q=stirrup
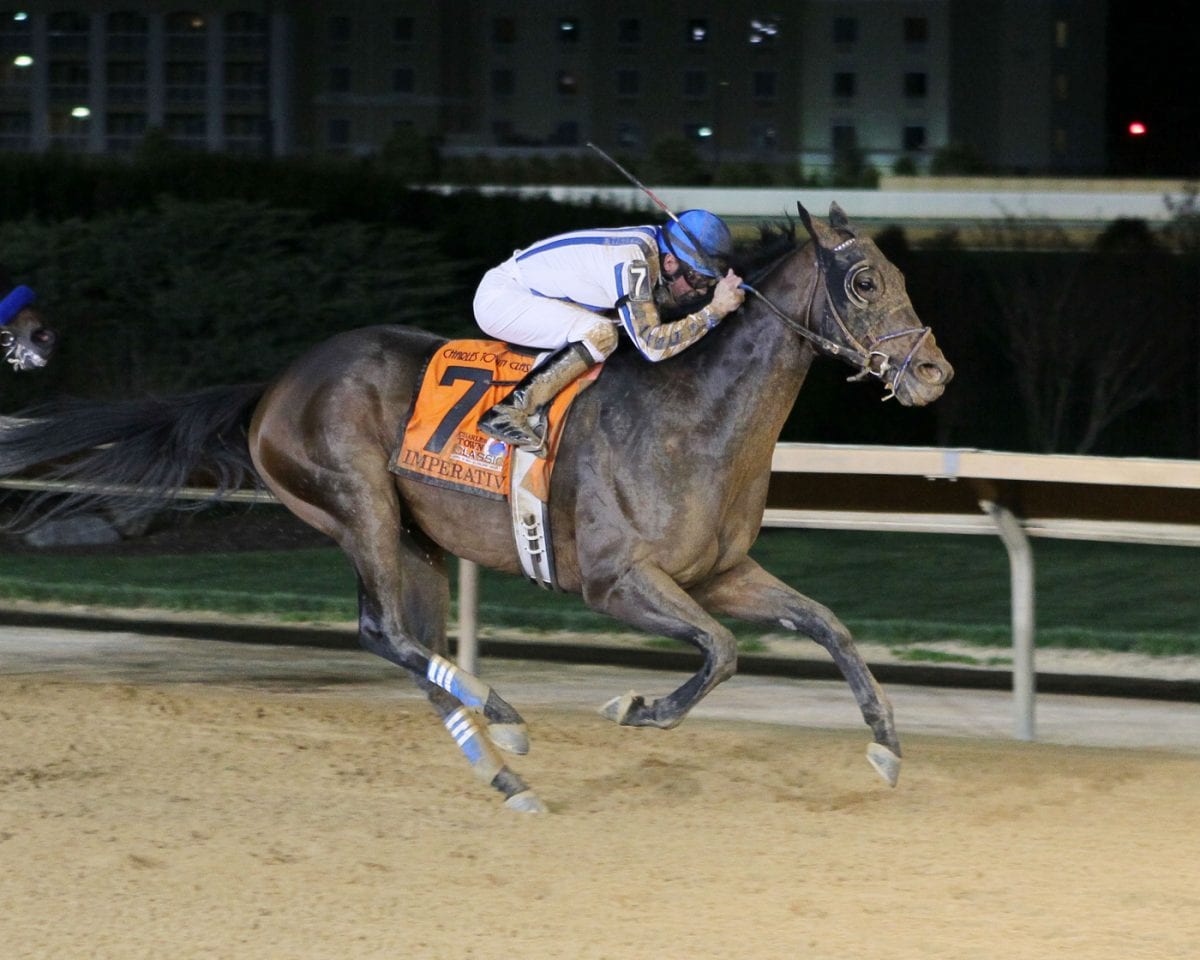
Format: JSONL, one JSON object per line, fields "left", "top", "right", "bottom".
{"left": 478, "top": 406, "right": 548, "bottom": 456}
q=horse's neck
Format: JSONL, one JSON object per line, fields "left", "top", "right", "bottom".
{"left": 704, "top": 247, "right": 816, "bottom": 445}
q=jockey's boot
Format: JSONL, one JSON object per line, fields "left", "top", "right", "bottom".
{"left": 478, "top": 343, "right": 594, "bottom": 457}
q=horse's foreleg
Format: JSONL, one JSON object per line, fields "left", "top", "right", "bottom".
{"left": 585, "top": 563, "right": 738, "bottom": 729}
{"left": 691, "top": 557, "right": 902, "bottom": 787}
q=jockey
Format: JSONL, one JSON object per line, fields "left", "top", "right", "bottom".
{"left": 473, "top": 209, "right": 745, "bottom": 454}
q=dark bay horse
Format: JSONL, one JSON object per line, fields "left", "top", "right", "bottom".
{"left": 0, "top": 203, "right": 952, "bottom": 812}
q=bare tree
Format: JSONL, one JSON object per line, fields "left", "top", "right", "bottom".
{"left": 984, "top": 218, "right": 1186, "bottom": 454}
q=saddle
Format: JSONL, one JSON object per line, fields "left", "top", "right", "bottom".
{"left": 390, "top": 339, "right": 600, "bottom": 588}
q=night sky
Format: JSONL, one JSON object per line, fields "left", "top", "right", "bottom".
{"left": 1105, "top": 0, "right": 1200, "bottom": 177}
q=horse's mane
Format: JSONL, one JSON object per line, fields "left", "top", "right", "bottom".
{"left": 731, "top": 221, "right": 798, "bottom": 286}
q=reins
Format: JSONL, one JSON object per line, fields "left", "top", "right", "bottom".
{"left": 743, "top": 245, "right": 930, "bottom": 402}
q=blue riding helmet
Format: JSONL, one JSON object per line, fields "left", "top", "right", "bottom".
{"left": 0, "top": 285, "right": 36, "bottom": 327}
{"left": 658, "top": 210, "right": 733, "bottom": 278}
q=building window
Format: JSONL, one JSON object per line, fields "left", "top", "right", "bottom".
{"left": 557, "top": 70, "right": 578, "bottom": 95}
{"left": 165, "top": 12, "right": 206, "bottom": 56}
{"left": 329, "top": 66, "right": 350, "bottom": 92}
{"left": 491, "top": 69, "right": 514, "bottom": 96}
{"left": 1055, "top": 20, "right": 1068, "bottom": 49}
{"left": 833, "top": 72, "right": 856, "bottom": 98}
{"left": 618, "top": 18, "right": 640, "bottom": 45}
{"left": 394, "top": 17, "right": 414, "bottom": 44}
{"left": 684, "top": 122, "right": 713, "bottom": 141}
{"left": 616, "top": 121, "right": 640, "bottom": 146}
{"left": 751, "top": 123, "right": 778, "bottom": 152}
{"left": 1054, "top": 127, "right": 1068, "bottom": 154}
{"left": 904, "top": 72, "right": 927, "bottom": 98}
{"left": 748, "top": 18, "right": 779, "bottom": 46}
{"left": 164, "top": 112, "right": 205, "bottom": 141}
{"left": 832, "top": 124, "right": 857, "bottom": 152}
{"left": 394, "top": 67, "right": 414, "bottom": 93}
{"left": 165, "top": 61, "right": 206, "bottom": 103}
{"left": 550, "top": 120, "right": 578, "bottom": 145}
{"left": 328, "top": 117, "right": 350, "bottom": 147}
{"left": 687, "top": 19, "right": 709, "bottom": 44}
{"left": 684, "top": 69, "right": 707, "bottom": 98}
{"left": 616, "top": 69, "right": 639, "bottom": 97}
{"left": 106, "top": 11, "right": 148, "bottom": 54}
{"left": 48, "top": 11, "right": 89, "bottom": 53}
{"left": 493, "top": 18, "right": 516, "bottom": 45}
{"left": 833, "top": 16, "right": 857, "bottom": 45}
{"left": 904, "top": 17, "right": 928, "bottom": 44}
{"left": 558, "top": 18, "right": 579, "bottom": 43}
{"left": 902, "top": 125, "right": 926, "bottom": 151}
{"left": 752, "top": 70, "right": 776, "bottom": 100}
{"left": 225, "top": 61, "right": 266, "bottom": 103}
{"left": 328, "top": 16, "right": 350, "bottom": 43}
{"left": 1054, "top": 72, "right": 1068, "bottom": 101}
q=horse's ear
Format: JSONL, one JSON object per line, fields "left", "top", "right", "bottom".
{"left": 828, "top": 202, "right": 851, "bottom": 232}
{"left": 796, "top": 202, "right": 819, "bottom": 243}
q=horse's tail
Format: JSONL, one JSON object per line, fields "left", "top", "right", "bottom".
{"left": 0, "top": 383, "right": 265, "bottom": 530}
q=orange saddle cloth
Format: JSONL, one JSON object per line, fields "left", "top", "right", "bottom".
{"left": 389, "top": 339, "right": 599, "bottom": 501}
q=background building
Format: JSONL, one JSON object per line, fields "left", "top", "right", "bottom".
{"left": 0, "top": 0, "right": 1107, "bottom": 175}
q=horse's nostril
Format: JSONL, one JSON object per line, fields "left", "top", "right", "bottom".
{"left": 33, "top": 329, "right": 55, "bottom": 346}
{"left": 916, "top": 362, "right": 947, "bottom": 385}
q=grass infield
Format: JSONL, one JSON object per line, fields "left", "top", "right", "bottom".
{"left": 0, "top": 527, "right": 1197, "bottom": 658}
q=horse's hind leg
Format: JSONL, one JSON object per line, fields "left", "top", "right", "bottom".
{"left": 350, "top": 531, "right": 545, "bottom": 812}
{"left": 252, "top": 433, "right": 542, "bottom": 810}
{"left": 691, "top": 557, "right": 902, "bottom": 787}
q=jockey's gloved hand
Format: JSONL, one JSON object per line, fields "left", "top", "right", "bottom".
{"left": 709, "top": 269, "right": 746, "bottom": 319}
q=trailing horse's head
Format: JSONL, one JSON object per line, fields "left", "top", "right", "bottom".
{"left": 0, "top": 285, "right": 56, "bottom": 372}
{"left": 797, "top": 201, "right": 952, "bottom": 406}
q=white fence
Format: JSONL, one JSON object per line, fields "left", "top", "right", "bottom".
{"left": 7, "top": 442, "right": 1199, "bottom": 743}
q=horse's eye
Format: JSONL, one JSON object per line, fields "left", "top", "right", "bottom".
{"left": 855, "top": 275, "right": 876, "bottom": 294}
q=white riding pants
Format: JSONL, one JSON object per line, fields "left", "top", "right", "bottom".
{"left": 473, "top": 259, "right": 617, "bottom": 362}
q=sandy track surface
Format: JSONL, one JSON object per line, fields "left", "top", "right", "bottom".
{"left": 2, "top": 639, "right": 1199, "bottom": 960}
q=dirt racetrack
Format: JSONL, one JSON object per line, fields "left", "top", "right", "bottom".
{"left": 3, "top": 635, "right": 1199, "bottom": 960}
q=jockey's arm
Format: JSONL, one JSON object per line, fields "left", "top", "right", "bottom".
{"left": 618, "top": 272, "right": 744, "bottom": 362}
{"left": 614, "top": 244, "right": 744, "bottom": 363}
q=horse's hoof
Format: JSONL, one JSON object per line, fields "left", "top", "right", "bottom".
{"left": 504, "top": 790, "right": 548, "bottom": 814}
{"left": 487, "top": 722, "right": 530, "bottom": 756}
{"left": 599, "top": 691, "right": 641, "bottom": 724}
{"left": 866, "top": 742, "right": 901, "bottom": 787}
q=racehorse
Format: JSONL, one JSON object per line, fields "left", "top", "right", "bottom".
{"left": 0, "top": 281, "right": 55, "bottom": 373}
{"left": 0, "top": 203, "right": 952, "bottom": 812}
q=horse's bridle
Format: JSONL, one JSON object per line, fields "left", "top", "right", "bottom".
{"left": 741, "top": 241, "right": 931, "bottom": 401}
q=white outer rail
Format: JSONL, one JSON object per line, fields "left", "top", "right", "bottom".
{"left": 8, "top": 443, "right": 1200, "bottom": 741}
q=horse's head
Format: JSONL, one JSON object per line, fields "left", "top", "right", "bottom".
{"left": 0, "top": 285, "right": 56, "bottom": 372}
{"left": 796, "top": 201, "right": 952, "bottom": 406}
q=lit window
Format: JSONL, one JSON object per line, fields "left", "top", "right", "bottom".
{"left": 684, "top": 123, "right": 713, "bottom": 140}
{"left": 558, "top": 18, "right": 579, "bottom": 42}
{"left": 688, "top": 19, "right": 708, "bottom": 43}
{"left": 1055, "top": 20, "right": 1068, "bottom": 49}
{"left": 748, "top": 18, "right": 779, "bottom": 45}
